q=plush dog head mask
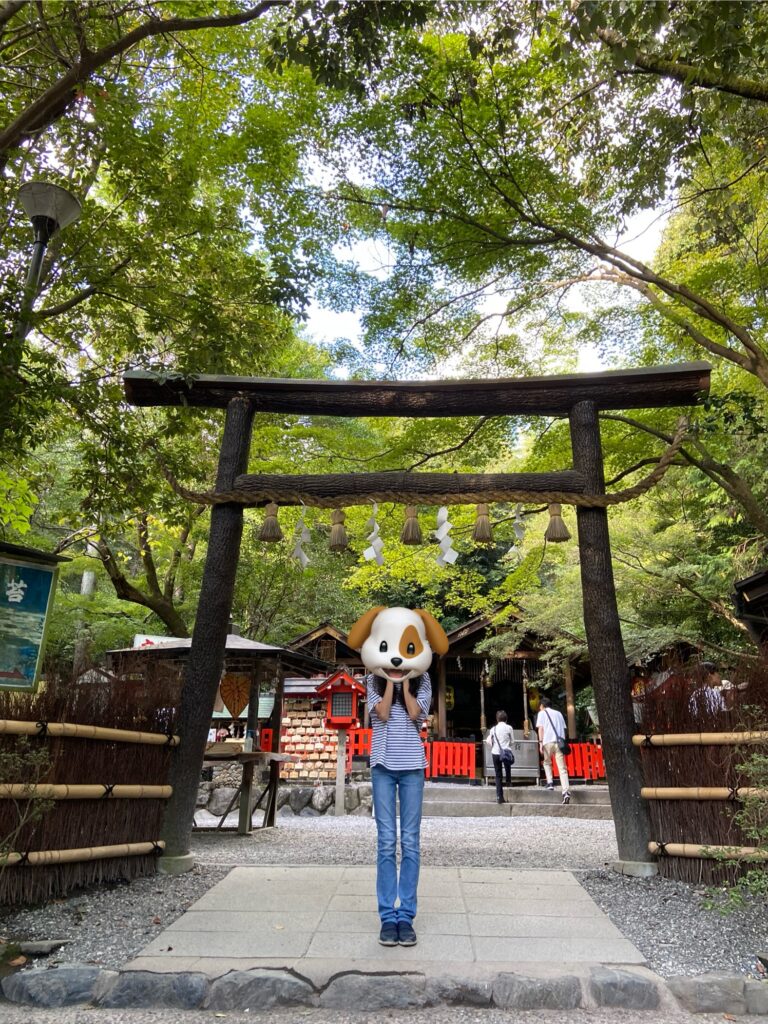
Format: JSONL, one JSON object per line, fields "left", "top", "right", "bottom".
{"left": 347, "top": 606, "right": 449, "bottom": 682}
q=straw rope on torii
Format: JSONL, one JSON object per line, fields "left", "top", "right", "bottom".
{"left": 152, "top": 417, "right": 689, "bottom": 511}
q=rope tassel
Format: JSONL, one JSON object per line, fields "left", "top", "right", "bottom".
{"left": 329, "top": 508, "right": 349, "bottom": 552}
{"left": 472, "top": 503, "right": 493, "bottom": 544}
{"left": 400, "top": 506, "right": 423, "bottom": 545}
{"left": 258, "top": 502, "right": 283, "bottom": 542}
{"left": 544, "top": 502, "right": 571, "bottom": 542}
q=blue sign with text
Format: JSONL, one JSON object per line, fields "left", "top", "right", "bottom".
{"left": 0, "top": 557, "right": 57, "bottom": 691}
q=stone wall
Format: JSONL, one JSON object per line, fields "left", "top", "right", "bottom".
{"left": 276, "top": 781, "right": 372, "bottom": 817}
{"left": 196, "top": 779, "right": 372, "bottom": 817}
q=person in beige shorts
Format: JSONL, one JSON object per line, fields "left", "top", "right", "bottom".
{"left": 535, "top": 697, "right": 571, "bottom": 805}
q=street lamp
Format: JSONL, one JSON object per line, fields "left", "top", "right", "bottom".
{"left": 15, "top": 181, "right": 81, "bottom": 339}
{"left": 1, "top": 181, "right": 81, "bottom": 445}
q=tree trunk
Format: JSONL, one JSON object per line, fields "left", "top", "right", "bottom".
{"left": 569, "top": 400, "right": 652, "bottom": 865}
{"left": 161, "top": 396, "right": 254, "bottom": 862}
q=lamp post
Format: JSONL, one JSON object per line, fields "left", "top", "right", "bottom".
{"left": 2, "top": 182, "right": 81, "bottom": 443}
{"left": 15, "top": 181, "right": 81, "bottom": 341}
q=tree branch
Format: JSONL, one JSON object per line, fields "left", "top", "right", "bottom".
{"left": 597, "top": 26, "right": 768, "bottom": 104}
{"left": 136, "top": 513, "right": 161, "bottom": 599}
{"left": 406, "top": 416, "right": 494, "bottom": 470}
{"left": 162, "top": 505, "right": 206, "bottom": 601}
{"left": 0, "top": 1, "right": 287, "bottom": 167}
{"left": 95, "top": 534, "right": 190, "bottom": 636}
{"left": 605, "top": 456, "right": 686, "bottom": 488}
{"left": 35, "top": 257, "right": 130, "bottom": 319}
{"left": 568, "top": 267, "right": 758, "bottom": 373}
{"left": 602, "top": 413, "right": 768, "bottom": 538}
{"left": 613, "top": 549, "right": 750, "bottom": 635}
{"left": 0, "top": 1, "right": 25, "bottom": 32}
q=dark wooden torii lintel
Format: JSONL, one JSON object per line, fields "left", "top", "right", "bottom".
{"left": 124, "top": 361, "right": 711, "bottom": 416}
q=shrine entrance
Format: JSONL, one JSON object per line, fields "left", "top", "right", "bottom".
{"left": 124, "top": 360, "right": 711, "bottom": 873}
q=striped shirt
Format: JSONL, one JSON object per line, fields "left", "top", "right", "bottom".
{"left": 366, "top": 673, "right": 432, "bottom": 770}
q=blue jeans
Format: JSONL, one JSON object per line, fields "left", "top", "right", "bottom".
{"left": 371, "top": 765, "right": 425, "bottom": 925}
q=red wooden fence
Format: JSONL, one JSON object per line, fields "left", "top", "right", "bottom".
{"left": 429, "top": 739, "right": 475, "bottom": 779}
{"left": 259, "top": 729, "right": 605, "bottom": 782}
{"left": 551, "top": 741, "right": 606, "bottom": 781}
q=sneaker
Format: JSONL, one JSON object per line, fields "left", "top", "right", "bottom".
{"left": 562, "top": 791, "right": 571, "bottom": 805}
{"left": 545, "top": 784, "right": 555, "bottom": 791}
{"left": 379, "top": 923, "right": 398, "bottom": 946}
{"left": 398, "top": 921, "right": 417, "bottom": 946}
{"left": 496, "top": 797, "right": 506, "bottom": 804}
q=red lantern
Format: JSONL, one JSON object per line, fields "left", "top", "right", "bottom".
{"left": 317, "top": 670, "right": 365, "bottom": 729}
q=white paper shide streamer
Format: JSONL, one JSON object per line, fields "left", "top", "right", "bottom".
{"left": 363, "top": 502, "right": 384, "bottom": 566}
{"left": 513, "top": 503, "right": 526, "bottom": 542}
{"left": 505, "top": 503, "right": 526, "bottom": 560}
{"left": 291, "top": 508, "right": 311, "bottom": 570}
{"left": 435, "top": 506, "right": 458, "bottom": 567}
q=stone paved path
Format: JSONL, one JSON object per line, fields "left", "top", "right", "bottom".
{"left": 127, "top": 865, "right": 644, "bottom": 984}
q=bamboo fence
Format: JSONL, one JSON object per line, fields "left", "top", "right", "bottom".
{"left": 0, "top": 664, "right": 182, "bottom": 906}
{"left": 637, "top": 661, "right": 768, "bottom": 885}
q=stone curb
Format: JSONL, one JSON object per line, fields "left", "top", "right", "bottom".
{"left": 2, "top": 964, "right": 766, "bottom": 1013}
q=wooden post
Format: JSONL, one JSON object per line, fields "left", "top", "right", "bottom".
{"left": 569, "top": 400, "right": 652, "bottom": 867}
{"left": 263, "top": 662, "right": 285, "bottom": 828}
{"left": 334, "top": 729, "right": 347, "bottom": 816}
{"left": 563, "top": 660, "right": 577, "bottom": 738}
{"left": 161, "top": 396, "right": 254, "bottom": 867}
{"left": 237, "top": 672, "right": 262, "bottom": 835}
{"left": 436, "top": 657, "right": 447, "bottom": 737}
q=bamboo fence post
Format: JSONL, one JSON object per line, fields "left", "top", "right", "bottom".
{"left": 0, "top": 719, "right": 180, "bottom": 746}
{"left": 633, "top": 731, "right": 768, "bottom": 747}
{"left": 648, "top": 841, "right": 768, "bottom": 860}
{"left": 641, "top": 787, "right": 768, "bottom": 801}
{"left": 0, "top": 784, "right": 172, "bottom": 800}
{"left": 0, "top": 841, "right": 165, "bottom": 867}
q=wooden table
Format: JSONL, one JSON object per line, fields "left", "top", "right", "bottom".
{"left": 200, "top": 748, "right": 295, "bottom": 832}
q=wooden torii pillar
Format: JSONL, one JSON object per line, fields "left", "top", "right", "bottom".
{"left": 125, "top": 361, "right": 710, "bottom": 874}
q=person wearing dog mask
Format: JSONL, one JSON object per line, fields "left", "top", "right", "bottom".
{"left": 348, "top": 605, "right": 449, "bottom": 948}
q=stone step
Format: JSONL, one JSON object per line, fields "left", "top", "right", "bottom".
{"left": 423, "top": 785, "right": 611, "bottom": 805}
{"left": 421, "top": 799, "right": 613, "bottom": 820}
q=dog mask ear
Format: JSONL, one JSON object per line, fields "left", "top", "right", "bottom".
{"left": 347, "top": 606, "right": 387, "bottom": 650}
{"left": 414, "top": 609, "right": 449, "bottom": 655}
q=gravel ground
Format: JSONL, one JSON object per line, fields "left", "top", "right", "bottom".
{"left": 0, "top": 865, "right": 229, "bottom": 971}
{"left": 2, "top": 814, "right": 766, "bottom": 981}
{"left": 0, "top": 1006, "right": 747, "bottom": 1024}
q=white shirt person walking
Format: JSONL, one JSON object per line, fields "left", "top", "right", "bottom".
{"left": 487, "top": 710, "right": 515, "bottom": 804}
{"left": 535, "top": 697, "right": 571, "bottom": 805}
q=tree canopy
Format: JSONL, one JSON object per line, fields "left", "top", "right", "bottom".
{"left": 1, "top": 0, "right": 766, "bottom": 673}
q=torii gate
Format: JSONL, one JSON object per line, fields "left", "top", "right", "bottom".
{"left": 124, "top": 360, "right": 711, "bottom": 874}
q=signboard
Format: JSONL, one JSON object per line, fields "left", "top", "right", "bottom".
{"left": 0, "top": 555, "right": 58, "bottom": 692}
